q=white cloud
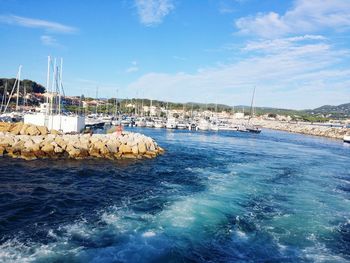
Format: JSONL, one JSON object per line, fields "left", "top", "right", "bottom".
{"left": 235, "top": 0, "right": 350, "bottom": 38}
{"left": 135, "top": 0, "right": 174, "bottom": 26}
{"left": 127, "top": 36, "right": 350, "bottom": 109}
{"left": 125, "top": 61, "right": 139, "bottom": 73}
{"left": 173, "top": 55, "right": 187, "bottom": 61}
{"left": 0, "top": 14, "right": 77, "bottom": 33}
{"left": 243, "top": 35, "right": 326, "bottom": 52}
{"left": 40, "top": 35, "right": 59, "bottom": 46}
{"left": 126, "top": 66, "right": 139, "bottom": 73}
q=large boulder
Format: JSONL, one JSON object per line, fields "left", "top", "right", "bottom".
{"left": 20, "top": 124, "right": 30, "bottom": 135}
{"left": 9, "top": 123, "right": 23, "bottom": 135}
{"left": 66, "top": 145, "right": 82, "bottom": 159}
{"left": 54, "top": 137, "right": 67, "bottom": 150}
{"left": 0, "top": 136, "right": 15, "bottom": 147}
{"left": 138, "top": 142, "right": 147, "bottom": 154}
{"left": 50, "top": 129, "right": 60, "bottom": 135}
{"left": 106, "top": 141, "right": 119, "bottom": 153}
{"left": 41, "top": 143, "right": 54, "bottom": 155}
{"left": 20, "top": 149, "right": 37, "bottom": 160}
{"left": 32, "top": 136, "right": 44, "bottom": 144}
{"left": 119, "top": 144, "right": 132, "bottom": 154}
{"left": 132, "top": 145, "right": 139, "bottom": 155}
{"left": 0, "top": 122, "right": 12, "bottom": 132}
{"left": 26, "top": 125, "right": 40, "bottom": 136}
{"left": 37, "top": 125, "right": 48, "bottom": 136}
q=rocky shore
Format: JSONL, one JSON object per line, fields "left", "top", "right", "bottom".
{"left": 252, "top": 119, "right": 349, "bottom": 140}
{"left": 0, "top": 122, "right": 164, "bottom": 160}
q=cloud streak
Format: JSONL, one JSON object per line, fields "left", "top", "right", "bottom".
{"left": 127, "top": 36, "right": 350, "bottom": 109}
{"left": 0, "top": 15, "right": 77, "bottom": 33}
{"left": 135, "top": 0, "right": 174, "bottom": 26}
{"left": 40, "top": 35, "right": 59, "bottom": 46}
{"left": 235, "top": 0, "right": 350, "bottom": 38}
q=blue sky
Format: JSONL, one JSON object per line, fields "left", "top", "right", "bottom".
{"left": 0, "top": 0, "right": 349, "bottom": 109}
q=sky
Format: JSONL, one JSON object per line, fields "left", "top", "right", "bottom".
{"left": 0, "top": 0, "right": 350, "bottom": 109}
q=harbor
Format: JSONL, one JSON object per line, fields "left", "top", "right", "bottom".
{"left": 1, "top": 1, "right": 350, "bottom": 262}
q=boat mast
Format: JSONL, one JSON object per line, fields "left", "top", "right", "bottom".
{"left": 45, "top": 56, "right": 51, "bottom": 115}
{"left": 95, "top": 86, "right": 98, "bottom": 115}
{"left": 248, "top": 86, "right": 256, "bottom": 124}
{"left": 15, "top": 65, "right": 22, "bottom": 112}
{"left": 115, "top": 89, "right": 118, "bottom": 117}
{"left": 0, "top": 81, "right": 7, "bottom": 112}
{"left": 3, "top": 66, "right": 20, "bottom": 114}
{"left": 50, "top": 58, "right": 57, "bottom": 115}
{"left": 58, "top": 58, "right": 63, "bottom": 115}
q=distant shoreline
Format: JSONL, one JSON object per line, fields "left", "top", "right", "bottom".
{"left": 252, "top": 120, "right": 349, "bottom": 140}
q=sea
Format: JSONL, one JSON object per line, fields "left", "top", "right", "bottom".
{"left": 0, "top": 128, "right": 349, "bottom": 262}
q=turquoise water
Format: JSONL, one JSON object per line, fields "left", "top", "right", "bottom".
{"left": 0, "top": 129, "right": 349, "bottom": 262}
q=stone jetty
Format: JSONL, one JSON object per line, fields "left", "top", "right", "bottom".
{"left": 0, "top": 122, "right": 164, "bottom": 160}
{"left": 253, "top": 120, "right": 349, "bottom": 140}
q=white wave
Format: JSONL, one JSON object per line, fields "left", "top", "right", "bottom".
{"left": 142, "top": 231, "right": 156, "bottom": 238}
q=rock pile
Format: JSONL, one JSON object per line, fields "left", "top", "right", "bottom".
{"left": 253, "top": 120, "right": 349, "bottom": 140}
{"left": 0, "top": 123, "right": 164, "bottom": 160}
{"left": 0, "top": 122, "right": 59, "bottom": 136}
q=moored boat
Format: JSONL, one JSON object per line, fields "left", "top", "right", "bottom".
{"left": 246, "top": 126, "right": 262, "bottom": 133}
{"left": 166, "top": 118, "right": 177, "bottom": 129}
{"left": 154, "top": 120, "right": 165, "bottom": 128}
{"left": 146, "top": 120, "right": 155, "bottom": 128}
{"left": 344, "top": 135, "right": 350, "bottom": 143}
{"left": 177, "top": 121, "right": 187, "bottom": 130}
{"left": 197, "top": 119, "right": 210, "bottom": 131}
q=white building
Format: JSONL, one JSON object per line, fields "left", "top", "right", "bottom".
{"left": 24, "top": 113, "right": 85, "bottom": 133}
{"left": 233, "top": 112, "right": 245, "bottom": 119}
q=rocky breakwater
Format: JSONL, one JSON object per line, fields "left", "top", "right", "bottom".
{"left": 254, "top": 120, "right": 349, "bottom": 140}
{"left": 0, "top": 122, "right": 164, "bottom": 160}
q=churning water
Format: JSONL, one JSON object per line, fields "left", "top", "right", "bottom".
{"left": 0, "top": 128, "right": 349, "bottom": 262}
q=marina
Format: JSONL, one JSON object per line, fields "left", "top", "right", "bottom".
{"left": 1, "top": 1, "right": 350, "bottom": 262}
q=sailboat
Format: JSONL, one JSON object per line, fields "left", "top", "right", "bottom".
{"left": 0, "top": 65, "right": 24, "bottom": 122}
{"left": 243, "top": 86, "right": 261, "bottom": 133}
{"left": 23, "top": 56, "right": 85, "bottom": 133}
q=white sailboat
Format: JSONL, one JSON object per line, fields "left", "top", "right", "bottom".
{"left": 1, "top": 65, "right": 24, "bottom": 122}
{"left": 23, "top": 56, "right": 85, "bottom": 133}
{"left": 244, "top": 86, "right": 261, "bottom": 133}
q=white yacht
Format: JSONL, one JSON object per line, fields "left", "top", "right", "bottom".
{"left": 154, "top": 120, "right": 165, "bottom": 128}
{"left": 166, "top": 118, "right": 177, "bottom": 129}
{"left": 121, "top": 118, "right": 131, "bottom": 127}
{"left": 146, "top": 120, "right": 155, "bottom": 128}
{"left": 177, "top": 121, "right": 187, "bottom": 130}
{"left": 344, "top": 135, "right": 350, "bottom": 143}
{"left": 210, "top": 122, "right": 219, "bottom": 131}
{"left": 197, "top": 119, "right": 210, "bottom": 131}
{"left": 218, "top": 123, "right": 238, "bottom": 131}
{"left": 135, "top": 118, "right": 146, "bottom": 127}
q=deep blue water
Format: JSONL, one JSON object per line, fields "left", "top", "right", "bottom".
{"left": 0, "top": 128, "right": 349, "bottom": 262}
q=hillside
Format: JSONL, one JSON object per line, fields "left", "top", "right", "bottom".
{"left": 305, "top": 103, "right": 350, "bottom": 119}
{"left": 0, "top": 78, "right": 46, "bottom": 94}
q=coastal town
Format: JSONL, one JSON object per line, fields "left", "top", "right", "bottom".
{"left": 0, "top": 75, "right": 349, "bottom": 142}
{"left": 0, "top": 75, "right": 350, "bottom": 141}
